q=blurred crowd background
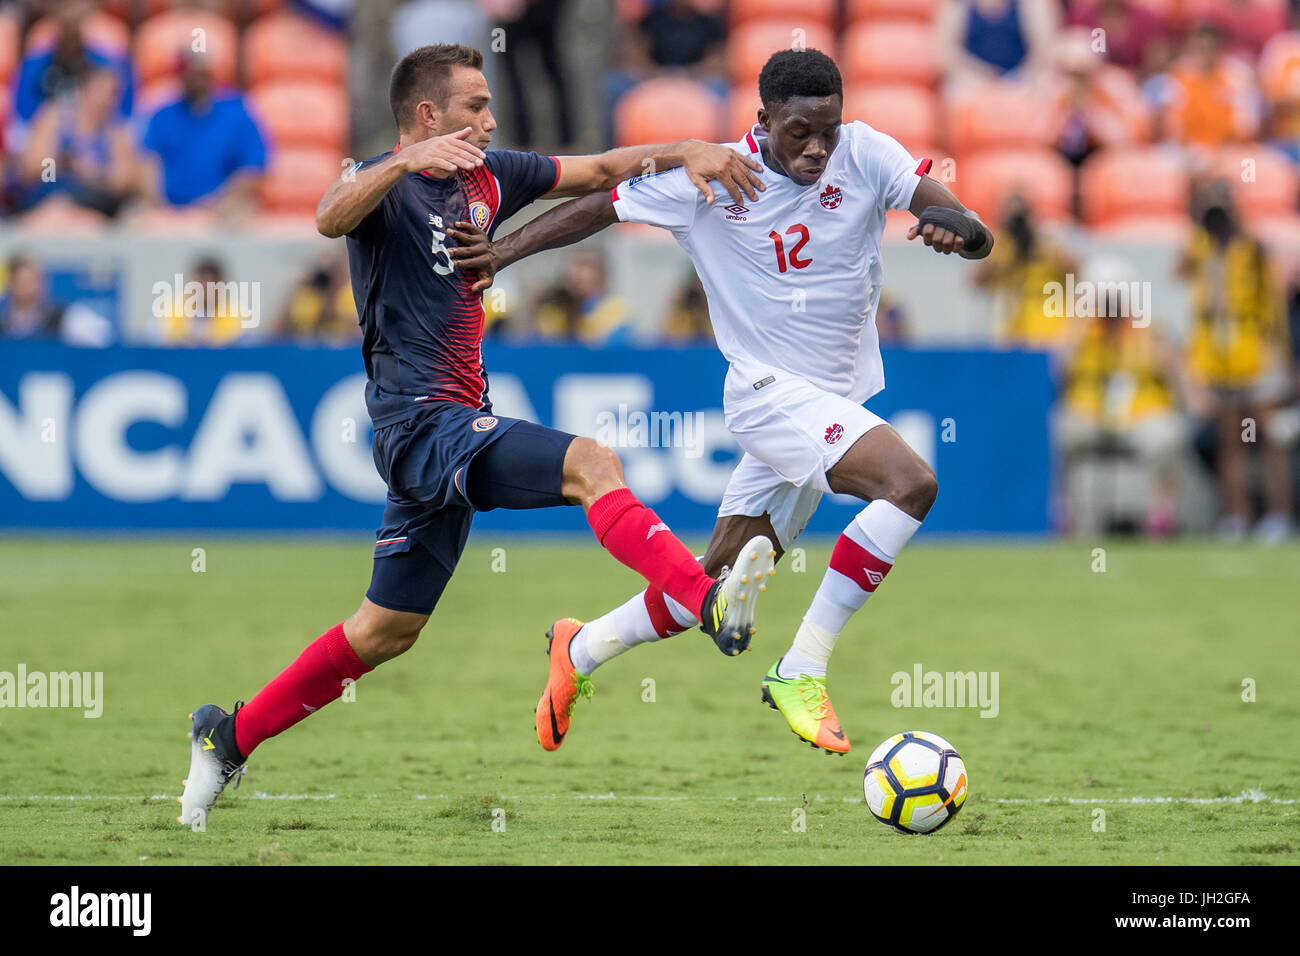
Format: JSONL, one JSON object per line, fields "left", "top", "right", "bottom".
{"left": 1, "top": 0, "right": 1298, "bottom": 539}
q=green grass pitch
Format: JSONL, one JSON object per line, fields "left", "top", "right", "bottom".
{"left": 1, "top": 536, "right": 1297, "bottom": 865}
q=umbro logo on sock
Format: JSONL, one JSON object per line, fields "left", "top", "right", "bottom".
{"left": 864, "top": 568, "right": 885, "bottom": 588}
{"left": 645, "top": 522, "right": 670, "bottom": 540}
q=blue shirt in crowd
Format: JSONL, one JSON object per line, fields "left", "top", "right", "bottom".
{"left": 142, "top": 93, "right": 268, "bottom": 206}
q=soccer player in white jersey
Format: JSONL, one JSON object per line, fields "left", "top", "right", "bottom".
{"left": 450, "top": 48, "right": 993, "bottom": 755}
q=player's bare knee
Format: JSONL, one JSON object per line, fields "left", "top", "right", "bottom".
{"left": 562, "top": 437, "right": 624, "bottom": 503}
{"left": 347, "top": 607, "right": 424, "bottom": 664}
{"left": 888, "top": 464, "right": 938, "bottom": 519}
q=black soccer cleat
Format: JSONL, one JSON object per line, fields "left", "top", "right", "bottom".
{"left": 177, "top": 702, "right": 248, "bottom": 828}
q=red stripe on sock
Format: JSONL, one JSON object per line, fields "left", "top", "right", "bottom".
{"left": 644, "top": 588, "right": 689, "bottom": 638}
{"left": 827, "top": 534, "right": 893, "bottom": 593}
{"left": 587, "top": 488, "right": 714, "bottom": 618}
{"left": 234, "top": 623, "right": 373, "bottom": 758}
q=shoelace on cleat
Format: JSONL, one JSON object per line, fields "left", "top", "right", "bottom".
{"left": 796, "top": 675, "right": 832, "bottom": 721}
{"left": 567, "top": 672, "right": 595, "bottom": 717}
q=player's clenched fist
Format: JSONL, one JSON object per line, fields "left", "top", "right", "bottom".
{"left": 400, "top": 126, "right": 486, "bottom": 177}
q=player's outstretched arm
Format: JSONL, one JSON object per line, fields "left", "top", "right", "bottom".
{"left": 448, "top": 191, "right": 618, "bottom": 293}
{"left": 316, "top": 127, "right": 486, "bottom": 238}
{"left": 905, "top": 175, "right": 994, "bottom": 260}
{"left": 549, "top": 140, "right": 763, "bottom": 207}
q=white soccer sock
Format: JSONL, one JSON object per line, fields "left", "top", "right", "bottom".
{"left": 570, "top": 588, "right": 697, "bottom": 675}
{"left": 778, "top": 500, "right": 921, "bottom": 679}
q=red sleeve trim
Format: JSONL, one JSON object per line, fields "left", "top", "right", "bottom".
{"left": 611, "top": 184, "right": 620, "bottom": 202}
{"left": 916, "top": 157, "right": 933, "bottom": 176}
{"left": 548, "top": 156, "right": 562, "bottom": 193}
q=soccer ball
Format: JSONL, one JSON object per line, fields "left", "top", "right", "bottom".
{"left": 863, "top": 731, "right": 968, "bottom": 834}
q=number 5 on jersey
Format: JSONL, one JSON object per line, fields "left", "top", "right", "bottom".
{"left": 769, "top": 223, "right": 811, "bottom": 274}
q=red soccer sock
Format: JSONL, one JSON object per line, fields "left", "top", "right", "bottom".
{"left": 587, "top": 488, "right": 714, "bottom": 620}
{"left": 234, "top": 623, "right": 373, "bottom": 758}
{"left": 644, "top": 587, "right": 692, "bottom": 639}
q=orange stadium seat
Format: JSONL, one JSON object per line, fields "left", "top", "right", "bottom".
{"left": 955, "top": 149, "right": 1074, "bottom": 224}
{"left": 0, "top": 14, "right": 18, "bottom": 85}
{"left": 261, "top": 145, "right": 342, "bottom": 214}
{"left": 615, "top": 77, "right": 722, "bottom": 147}
{"left": 727, "top": 86, "right": 764, "bottom": 140}
{"left": 729, "top": 19, "right": 837, "bottom": 87}
{"left": 26, "top": 10, "right": 129, "bottom": 53}
{"left": 841, "top": 20, "right": 941, "bottom": 88}
{"left": 250, "top": 81, "right": 349, "bottom": 152}
{"left": 1259, "top": 32, "right": 1300, "bottom": 100}
{"left": 730, "top": 0, "right": 837, "bottom": 30}
{"left": 1211, "top": 145, "right": 1299, "bottom": 222}
{"left": 244, "top": 12, "right": 347, "bottom": 86}
{"left": 135, "top": 10, "right": 238, "bottom": 87}
{"left": 1079, "top": 147, "right": 1190, "bottom": 228}
{"left": 946, "top": 80, "right": 1052, "bottom": 155}
{"left": 847, "top": 0, "right": 940, "bottom": 23}
{"left": 842, "top": 83, "right": 938, "bottom": 154}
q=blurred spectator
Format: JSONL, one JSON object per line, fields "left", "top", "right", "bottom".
{"left": 535, "top": 252, "right": 632, "bottom": 345}
{"left": 1163, "top": 18, "right": 1260, "bottom": 150}
{"left": 0, "top": 253, "right": 112, "bottom": 345}
{"left": 662, "top": 271, "right": 712, "bottom": 344}
{"left": 607, "top": 0, "right": 727, "bottom": 144}
{"left": 161, "top": 256, "right": 247, "bottom": 345}
{"left": 140, "top": 52, "right": 267, "bottom": 217}
{"left": 973, "top": 195, "right": 1078, "bottom": 348}
{"left": 10, "top": 0, "right": 133, "bottom": 147}
{"left": 635, "top": 0, "right": 725, "bottom": 73}
{"left": 494, "top": 0, "right": 575, "bottom": 148}
{"left": 276, "top": 254, "right": 360, "bottom": 344}
{"left": 1048, "top": 28, "right": 1150, "bottom": 172}
{"left": 1065, "top": 0, "right": 1173, "bottom": 74}
{"left": 15, "top": 66, "right": 134, "bottom": 217}
{"left": 1055, "top": 259, "right": 1200, "bottom": 536}
{"left": 1177, "top": 185, "right": 1294, "bottom": 541}
{"left": 936, "top": 0, "right": 1060, "bottom": 82}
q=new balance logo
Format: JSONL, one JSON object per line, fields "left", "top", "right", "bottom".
{"left": 646, "top": 522, "right": 670, "bottom": 540}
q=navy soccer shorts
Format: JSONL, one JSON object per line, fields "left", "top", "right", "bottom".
{"left": 365, "top": 402, "right": 578, "bottom": 615}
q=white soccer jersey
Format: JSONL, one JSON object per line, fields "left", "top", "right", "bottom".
{"left": 612, "top": 121, "right": 925, "bottom": 403}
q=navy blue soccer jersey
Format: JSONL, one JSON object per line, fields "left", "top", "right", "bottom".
{"left": 346, "top": 147, "right": 560, "bottom": 426}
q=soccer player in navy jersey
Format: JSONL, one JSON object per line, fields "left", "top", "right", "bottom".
{"left": 177, "top": 44, "right": 781, "bottom": 826}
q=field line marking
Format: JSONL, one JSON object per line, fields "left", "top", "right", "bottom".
{"left": 0, "top": 789, "right": 1293, "bottom": 805}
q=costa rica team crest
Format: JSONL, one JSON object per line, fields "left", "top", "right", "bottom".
{"left": 819, "top": 184, "right": 843, "bottom": 209}
{"left": 472, "top": 415, "right": 498, "bottom": 432}
{"left": 469, "top": 201, "right": 491, "bottom": 230}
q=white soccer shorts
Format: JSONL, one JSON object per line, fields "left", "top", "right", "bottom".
{"left": 717, "top": 363, "right": 887, "bottom": 549}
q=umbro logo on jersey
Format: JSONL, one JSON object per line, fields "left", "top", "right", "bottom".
{"left": 819, "top": 184, "right": 843, "bottom": 209}
{"left": 824, "top": 423, "right": 844, "bottom": 444}
{"left": 724, "top": 203, "right": 748, "bottom": 221}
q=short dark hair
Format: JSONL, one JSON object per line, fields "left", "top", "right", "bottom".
{"left": 389, "top": 44, "right": 484, "bottom": 129}
{"left": 758, "top": 48, "right": 842, "bottom": 111}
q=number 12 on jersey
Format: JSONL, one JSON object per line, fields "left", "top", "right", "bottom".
{"left": 769, "top": 224, "right": 812, "bottom": 274}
